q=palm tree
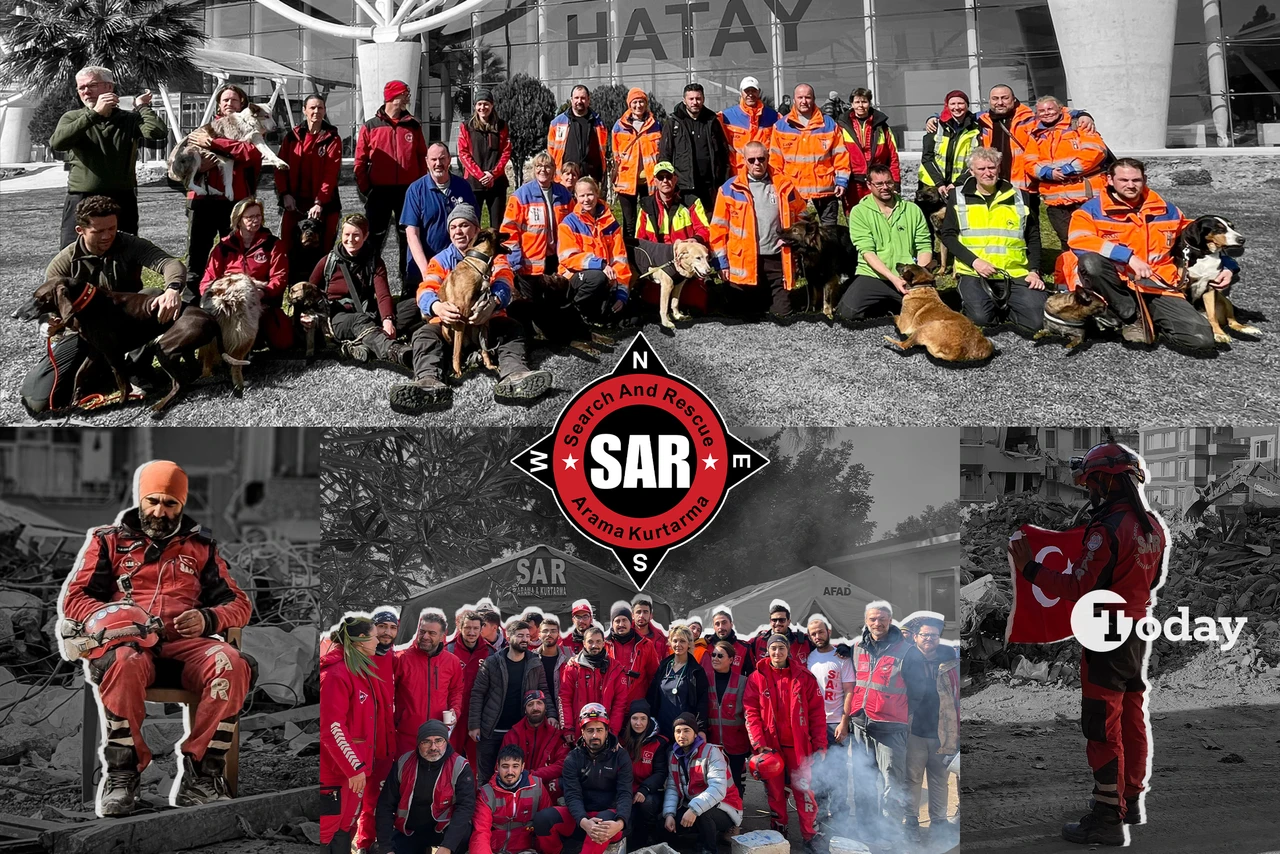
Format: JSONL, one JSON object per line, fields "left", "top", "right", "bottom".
{"left": 0, "top": 0, "right": 203, "bottom": 98}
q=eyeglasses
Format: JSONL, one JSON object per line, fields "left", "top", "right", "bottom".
{"left": 746, "top": 157, "right": 767, "bottom": 164}
{"left": 918, "top": 633, "right": 941, "bottom": 640}
{"left": 869, "top": 181, "right": 895, "bottom": 189}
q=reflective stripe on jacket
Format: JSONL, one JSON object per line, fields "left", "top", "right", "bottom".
{"left": 558, "top": 203, "right": 633, "bottom": 289}
{"left": 705, "top": 657, "right": 750, "bottom": 755}
{"left": 949, "top": 178, "right": 1031, "bottom": 278}
{"left": 976, "top": 103, "right": 1039, "bottom": 192}
{"left": 473, "top": 773, "right": 548, "bottom": 854}
{"left": 415, "top": 244, "right": 515, "bottom": 319}
{"left": 850, "top": 628, "right": 910, "bottom": 725}
{"left": 393, "top": 749, "right": 467, "bottom": 836}
{"left": 709, "top": 171, "right": 806, "bottom": 289}
{"left": 500, "top": 180, "right": 574, "bottom": 275}
{"left": 918, "top": 118, "right": 981, "bottom": 187}
{"left": 611, "top": 114, "right": 663, "bottom": 196}
{"left": 1024, "top": 109, "right": 1109, "bottom": 206}
{"left": 1064, "top": 188, "right": 1190, "bottom": 295}
{"left": 770, "top": 108, "right": 852, "bottom": 199}
{"left": 547, "top": 111, "right": 608, "bottom": 176}
{"left": 719, "top": 99, "right": 780, "bottom": 175}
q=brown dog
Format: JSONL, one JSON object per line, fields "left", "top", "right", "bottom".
{"left": 884, "top": 264, "right": 993, "bottom": 362}
{"left": 437, "top": 229, "right": 510, "bottom": 377}
{"left": 198, "top": 274, "right": 262, "bottom": 396}
{"left": 1037, "top": 288, "right": 1110, "bottom": 348}
{"left": 914, "top": 186, "right": 950, "bottom": 273}
{"left": 288, "top": 280, "right": 330, "bottom": 361}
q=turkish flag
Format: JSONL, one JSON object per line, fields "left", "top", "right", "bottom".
{"left": 1006, "top": 524, "right": 1083, "bottom": 644}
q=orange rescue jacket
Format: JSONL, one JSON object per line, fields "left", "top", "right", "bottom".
{"left": 770, "top": 107, "right": 852, "bottom": 200}
{"left": 557, "top": 203, "right": 633, "bottom": 291}
{"left": 1024, "top": 109, "right": 1109, "bottom": 206}
{"left": 610, "top": 113, "right": 663, "bottom": 196}
{"left": 1063, "top": 187, "right": 1190, "bottom": 296}
{"left": 709, "top": 170, "right": 806, "bottom": 290}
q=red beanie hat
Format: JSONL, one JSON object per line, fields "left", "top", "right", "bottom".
{"left": 940, "top": 90, "right": 970, "bottom": 122}
{"left": 383, "top": 80, "right": 409, "bottom": 102}
{"left": 137, "top": 460, "right": 188, "bottom": 506}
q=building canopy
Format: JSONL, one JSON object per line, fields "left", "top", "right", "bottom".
{"left": 692, "top": 565, "right": 882, "bottom": 642}
{"left": 396, "top": 544, "right": 673, "bottom": 643}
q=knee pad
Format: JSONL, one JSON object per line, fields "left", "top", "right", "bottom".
{"left": 1081, "top": 696, "right": 1109, "bottom": 742}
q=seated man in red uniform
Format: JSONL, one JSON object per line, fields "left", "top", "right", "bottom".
{"left": 473, "top": 744, "right": 554, "bottom": 854}
{"left": 502, "top": 690, "right": 570, "bottom": 801}
{"left": 59, "top": 460, "right": 252, "bottom": 817}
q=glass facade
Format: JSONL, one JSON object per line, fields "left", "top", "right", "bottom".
{"left": 197, "top": 0, "right": 1280, "bottom": 148}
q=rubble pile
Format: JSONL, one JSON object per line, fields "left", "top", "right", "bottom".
{"left": 959, "top": 495, "right": 1280, "bottom": 685}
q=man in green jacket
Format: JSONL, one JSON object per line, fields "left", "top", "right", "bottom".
{"left": 50, "top": 65, "right": 168, "bottom": 248}
{"left": 20, "top": 196, "right": 185, "bottom": 414}
{"left": 836, "top": 164, "right": 933, "bottom": 322}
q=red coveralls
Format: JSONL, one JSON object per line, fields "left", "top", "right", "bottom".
{"left": 502, "top": 717, "right": 571, "bottom": 800}
{"left": 473, "top": 772, "right": 552, "bottom": 854}
{"left": 744, "top": 659, "right": 827, "bottom": 840}
{"left": 61, "top": 510, "right": 252, "bottom": 772}
{"left": 748, "top": 628, "right": 811, "bottom": 669}
{"left": 353, "top": 645, "right": 397, "bottom": 849}
{"left": 393, "top": 643, "right": 465, "bottom": 755}
{"left": 320, "top": 644, "right": 379, "bottom": 844}
{"left": 274, "top": 120, "right": 343, "bottom": 263}
{"left": 446, "top": 635, "right": 494, "bottom": 772}
{"left": 1025, "top": 498, "right": 1166, "bottom": 819}
{"left": 558, "top": 653, "right": 630, "bottom": 738}
{"left": 606, "top": 634, "right": 659, "bottom": 706}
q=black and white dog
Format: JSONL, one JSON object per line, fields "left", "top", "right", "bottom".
{"left": 1174, "top": 215, "right": 1258, "bottom": 344}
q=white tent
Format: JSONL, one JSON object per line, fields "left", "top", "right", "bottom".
{"left": 692, "top": 565, "right": 883, "bottom": 642}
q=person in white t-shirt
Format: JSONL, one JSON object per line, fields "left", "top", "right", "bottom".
{"left": 806, "top": 614, "right": 855, "bottom": 828}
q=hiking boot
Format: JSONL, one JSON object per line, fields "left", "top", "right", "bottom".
{"left": 1090, "top": 795, "right": 1144, "bottom": 825}
{"left": 494, "top": 369, "right": 552, "bottom": 402}
{"left": 389, "top": 376, "right": 451, "bottom": 413}
{"left": 1121, "top": 321, "right": 1153, "bottom": 345}
{"left": 802, "top": 834, "right": 829, "bottom": 854}
{"left": 173, "top": 754, "right": 231, "bottom": 807}
{"left": 342, "top": 340, "right": 371, "bottom": 362}
{"left": 1062, "top": 802, "right": 1125, "bottom": 846}
{"left": 386, "top": 341, "right": 413, "bottom": 368}
{"left": 98, "top": 768, "right": 141, "bottom": 817}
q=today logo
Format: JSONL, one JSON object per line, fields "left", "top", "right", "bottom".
{"left": 1071, "top": 589, "right": 1248, "bottom": 653}
{"left": 512, "top": 334, "right": 767, "bottom": 589}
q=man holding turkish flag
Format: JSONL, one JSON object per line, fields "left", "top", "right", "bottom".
{"left": 1006, "top": 525, "right": 1082, "bottom": 644}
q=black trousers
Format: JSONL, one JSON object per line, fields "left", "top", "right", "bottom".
{"left": 329, "top": 310, "right": 397, "bottom": 360}
{"left": 185, "top": 197, "right": 234, "bottom": 292}
{"left": 473, "top": 186, "right": 507, "bottom": 230}
{"left": 476, "top": 730, "right": 506, "bottom": 792}
{"left": 692, "top": 182, "right": 719, "bottom": 217}
{"left": 62, "top": 189, "right": 139, "bottom": 248}
{"left": 836, "top": 275, "right": 903, "bottom": 322}
{"left": 726, "top": 752, "right": 747, "bottom": 798}
{"left": 956, "top": 274, "right": 1048, "bottom": 331}
{"left": 410, "top": 315, "right": 530, "bottom": 380}
{"left": 817, "top": 722, "right": 851, "bottom": 824}
{"left": 507, "top": 274, "right": 567, "bottom": 342}
{"left": 388, "top": 823, "right": 470, "bottom": 854}
{"left": 661, "top": 804, "right": 734, "bottom": 852}
{"left": 1045, "top": 203, "right": 1080, "bottom": 247}
{"left": 562, "top": 270, "right": 621, "bottom": 333}
{"left": 722, "top": 254, "right": 799, "bottom": 318}
{"left": 618, "top": 184, "right": 647, "bottom": 250}
{"left": 1076, "top": 252, "right": 1215, "bottom": 350}
{"left": 629, "top": 790, "right": 664, "bottom": 848}
{"left": 811, "top": 195, "right": 840, "bottom": 227}
{"left": 364, "top": 184, "right": 411, "bottom": 284}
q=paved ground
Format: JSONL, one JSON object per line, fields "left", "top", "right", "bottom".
{"left": 960, "top": 644, "right": 1280, "bottom": 854}
{"left": 2, "top": 183, "right": 1276, "bottom": 425}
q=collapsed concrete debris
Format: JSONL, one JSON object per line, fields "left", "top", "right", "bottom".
{"left": 960, "top": 494, "right": 1280, "bottom": 685}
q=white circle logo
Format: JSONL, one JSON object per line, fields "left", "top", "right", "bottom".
{"left": 1071, "top": 589, "right": 1132, "bottom": 652}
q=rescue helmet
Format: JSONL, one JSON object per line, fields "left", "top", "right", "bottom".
{"left": 579, "top": 702, "right": 610, "bottom": 731}
{"left": 1070, "top": 442, "right": 1145, "bottom": 487}
{"left": 748, "top": 748, "right": 785, "bottom": 781}
{"left": 82, "top": 603, "right": 161, "bottom": 660}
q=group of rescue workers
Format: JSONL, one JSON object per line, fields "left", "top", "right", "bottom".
{"left": 32, "top": 66, "right": 1238, "bottom": 415}
{"left": 320, "top": 596, "right": 961, "bottom": 854}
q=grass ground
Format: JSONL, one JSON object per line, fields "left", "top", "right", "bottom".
{"left": 1, "top": 183, "right": 1276, "bottom": 426}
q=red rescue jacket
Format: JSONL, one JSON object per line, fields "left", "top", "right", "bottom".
{"left": 319, "top": 644, "right": 378, "bottom": 786}
{"left": 501, "top": 717, "right": 570, "bottom": 798}
{"left": 393, "top": 748, "right": 468, "bottom": 836}
{"left": 446, "top": 636, "right": 494, "bottom": 755}
{"left": 274, "top": 120, "right": 342, "bottom": 210}
{"left": 705, "top": 656, "right": 751, "bottom": 755}
{"left": 558, "top": 651, "right": 629, "bottom": 737}
{"left": 850, "top": 626, "right": 911, "bottom": 725}
{"left": 393, "top": 644, "right": 465, "bottom": 752}
{"left": 355, "top": 108, "right": 428, "bottom": 194}
{"left": 199, "top": 229, "right": 288, "bottom": 300}
{"left": 743, "top": 658, "right": 827, "bottom": 761}
{"left": 369, "top": 647, "right": 397, "bottom": 762}
{"left": 607, "top": 633, "right": 660, "bottom": 706}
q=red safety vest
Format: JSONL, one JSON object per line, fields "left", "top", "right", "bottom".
{"left": 706, "top": 663, "right": 750, "bottom": 755}
{"left": 672, "top": 741, "right": 743, "bottom": 811}
{"left": 483, "top": 777, "right": 545, "bottom": 836}
{"left": 393, "top": 750, "right": 467, "bottom": 836}
{"left": 631, "top": 733, "right": 668, "bottom": 790}
{"left": 850, "top": 636, "right": 910, "bottom": 724}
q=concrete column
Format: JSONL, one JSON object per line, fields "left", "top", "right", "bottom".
{"left": 1202, "top": 0, "right": 1231, "bottom": 145}
{"left": 0, "top": 103, "right": 33, "bottom": 163}
{"left": 1049, "top": 0, "right": 1177, "bottom": 150}
{"left": 357, "top": 40, "right": 423, "bottom": 124}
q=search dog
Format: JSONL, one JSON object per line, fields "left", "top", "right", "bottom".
{"left": 1174, "top": 215, "right": 1258, "bottom": 344}
{"left": 883, "top": 264, "right": 993, "bottom": 362}
{"left": 637, "top": 239, "right": 716, "bottom": 330}
{"left": 437, "top": 230, "right": 510, "bottom": 377}
{"left": 198, "top": 274, "right": 263, "bottom": 396}
{"left": 779, "top": 216, "right": 857, "bottom": 319}
{"left": 167, "top": 103, "right": 288, "bottom": 198}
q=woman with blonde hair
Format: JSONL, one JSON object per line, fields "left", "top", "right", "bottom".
{"left": 199, "top": 195, "right": 293, "bottom": 350}
{"left": 498, "top": 151, "right": 575, "bottom": 342}
{"left": 647, "top": 624, "right": 710, "bottom": 739}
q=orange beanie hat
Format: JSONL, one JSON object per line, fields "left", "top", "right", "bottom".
{"left": 626, "top": 88, "right": 648, "bottom": 108}
{"left": 137, "top": 460, "right": 188, "bottom": 505}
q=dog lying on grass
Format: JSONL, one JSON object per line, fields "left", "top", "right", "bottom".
{"left": 883, "top": 263, "right": 993, "bottom": 362}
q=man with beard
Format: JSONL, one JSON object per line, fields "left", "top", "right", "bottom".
{"left": 564, "top": 600, "right": 596, "bottom": 654}
{"left": 376, "top": 719, "right": 476, "bottom": 853}
{"left": 502, "top": 690, "right": 570, "bottom": 800}
{"left": 630, "top": 594, "right": 668, "bottom": 659}
{"left": 534, "top": 704, "right": 633, "bottom": 854}
{"left": 744, "top": 634, "right": 826, "bottom": 854}
{"left": 393, "top": 609, "right": 465, "bottom": 756}
{"left": 662, "top": 712, "right": 742, "bottom": 854}
{"left": 547, "top": 85, "right": 607, "bottom": 182}
{"left": 354, "top": 608, "right": 401, "bottom": 852}
{"left": 559, "top": 626, "right": 629, "bottom": 742}
{"left": 747, "top": 600, "right": 812, "bottom": 667}
{"left": 805, "top": 614, "right": 855, "bottom": 831}
{"left": 660, "top": 83, "right": 730, "bottom": 214}
{"left": 902, "top": 613, "right": 960, "bottom": 843}
{"left": 448, "top": 609, "right": 494, "bottom": 774}
{"left": 473, "top": 744, "right": 553, "bottom": 854}
{"left": 849, "top": 601, "right": 912, "bottom": 844}
{"left": 470, "top": 620, "right": 550, "bottom": 788}
{"left": 1008, "top": 442, "right": 1167, "bottom": 845}
{"left": 60, "top": 461, "right": 252, "bottom": 816}
{"left": 606, "top": 602, "right": 660, "bottom": 707}
{"left": 537, "top": 616, "right": 571, "bottom": 714}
